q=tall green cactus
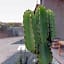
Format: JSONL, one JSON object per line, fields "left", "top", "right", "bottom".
{"left": 46, "top": 9, "right": 56, "bottom": 46}
{"left": 47, "top": 9, "right": 56, "bottom": 40}
{"left": 23, "top": 10, "right": 35, "bottom": 52}
{"left": 35, "top": 5, "right": 52, "bottom": 64}
{"left": 23, "top": 5, "right": 56, "bottom": 64}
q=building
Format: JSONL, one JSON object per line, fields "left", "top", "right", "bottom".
{"left": 40, "top": 0, "right": 64, "bottom": 39}
{"left": 0, "top": 22, "right": 23, "bottom": 38}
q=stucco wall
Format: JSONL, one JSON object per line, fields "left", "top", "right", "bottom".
{"left": 42, "top": 0, "right": 64, "bottom": 39}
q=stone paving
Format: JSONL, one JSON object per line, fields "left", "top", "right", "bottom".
{"left": 52, "top": 48, "right": 64, "bottom": 64}
{"left": 0, "top": 36, "right": 64, "bottom": 64}
{"left": 0, "top": 36, "right": 24, "bottom": 64}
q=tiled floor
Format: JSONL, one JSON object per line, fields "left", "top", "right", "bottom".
{"left": 0, "top": 36, "right": 24, "bottom": 64}
{"left": 0, "top": 36, "right": 64, "bottom": 64}
{"left": 52, "top": 48, "right": 64, "bottom": 64}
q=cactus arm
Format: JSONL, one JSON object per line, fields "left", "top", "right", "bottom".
{"left": 35, "top": 6, "right": 53, "bottom": 64}
{"left": 39, "top": 6, "right": 52, "bottom": 64}
{"left": 47, "top": 9, "right": 56, "bottom": 41}
{"left": 23, "top": 10, "right": 35, "bottom": 52}
{"left": 46, "top": 9, "right": 56, "bottom": 63}
{"left": 34, "top": 6, "right": 42, "bottom": 54}
{"left": 49, "top": 10, "right": 56, "bottom": 40}
{"left": 39, "top": 6, "right": 48, "bottom": 42}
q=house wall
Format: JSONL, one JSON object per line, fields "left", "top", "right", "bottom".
{"left": 41, "top": 0, "right": 64, "bottom": 39}
{"left": 7, "top": 27, "right": 24, "bottom": 37}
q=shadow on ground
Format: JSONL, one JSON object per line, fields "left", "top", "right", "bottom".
{"left": 2, "top": 52, "right": 20, "bottom": 64}
{"left": 2, "top": 50, "right": 37, "bottom": 64}
{"left": 11, "top": 39, "right": 24, "bottom": 45}
{"left": 2, "top": 39, "right": 37, "bottom": 64}
{"left": 2, "top": 39, "right": 24, "bottom": 64}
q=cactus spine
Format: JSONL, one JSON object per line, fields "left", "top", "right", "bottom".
{"left": 23, "top": 5, "right": 56, "bottom": 64}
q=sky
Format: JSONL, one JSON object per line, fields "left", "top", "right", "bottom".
{"left": 0, "top": 0, "right": 40, "bottom": 23}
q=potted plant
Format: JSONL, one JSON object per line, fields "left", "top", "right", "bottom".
{"left": 23, "top": 5, "right": 56, "bottom": 64}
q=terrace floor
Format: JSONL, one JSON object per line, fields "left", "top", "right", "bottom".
{"left": 0, "top": 36, "right": 24, "bottom": 64}
{"left": 0, "top": 36, "right": 64, "bottom": 64}
{"left": 52, "top": 48, "right": 64, "bottom": 64}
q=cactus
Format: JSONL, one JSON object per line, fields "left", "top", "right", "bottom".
{"left": 23, "top": 10, "right": 35, "bottom": 52}
{"left": 23, "top": 5, "right": 56, "bottom": 64}
{"left": 46, "top": 9, "right": 56, "bottom": 46}
{"left": 35, "top": 5, "right": 52, "bottom": 64}
{"left": 48, "top": 9, "right": 56, "bottom": 40}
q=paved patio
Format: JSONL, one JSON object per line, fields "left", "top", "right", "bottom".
{"left": 0, "top": 36, "right": 64, "bottom": 64}
{"left": 52, "top": 48, "right": 64, "bottom": 64}
{"left": 0, "top": 36, "right": 24, "bottom": 64}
